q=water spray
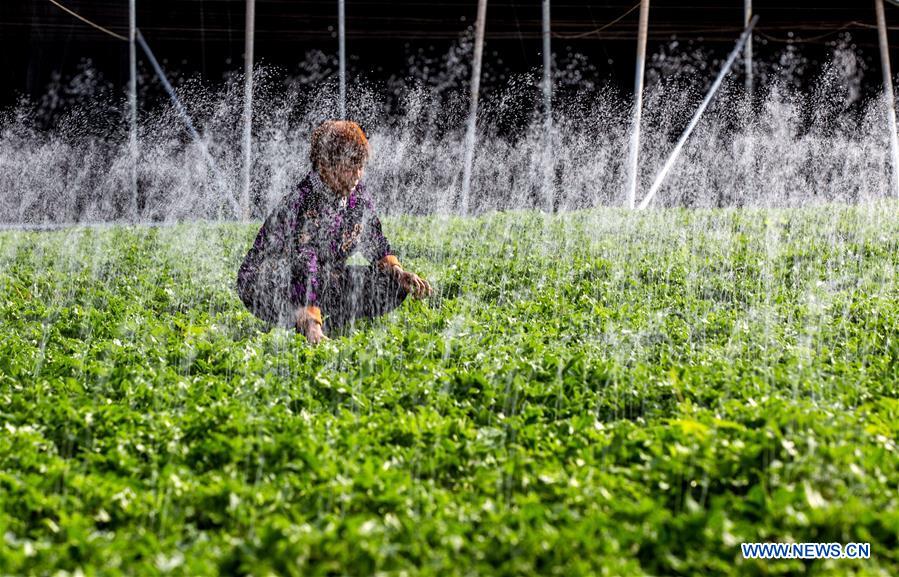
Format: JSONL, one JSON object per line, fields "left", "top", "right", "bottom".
{"left": 135, "top": 32, "right": 202, "bottom": 144}
{"left": 135, "top": 30, "right": 233, "bottom": 217}
{"left": 638, "top": 15, "right": 760, "bottom": 210}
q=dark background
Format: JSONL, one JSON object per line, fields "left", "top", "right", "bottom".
{"left": 0, "top": 1, "right": 895, "bottom": 108}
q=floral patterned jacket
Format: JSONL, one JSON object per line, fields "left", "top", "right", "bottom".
{"left": 237, "top": 171, "right": 399, "bottom": 326}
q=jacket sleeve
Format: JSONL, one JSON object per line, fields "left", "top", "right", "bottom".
{"left": 237, "top": 210, "right": 298, "bottom": 326}
{"left": 238, "top": 187, "right": 323, "bottom": 328}
{"left": 357, "top": 186, "right": 400, "bottom": 270}
{"left": 290, "top": 243, "right": 323, "bottom": 325}
{"left": 288, "top": 186, "right": 325, "bottom": 326}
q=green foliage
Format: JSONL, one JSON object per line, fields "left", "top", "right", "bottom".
{"left": 1, "top": 205, "right": 898, "bottom": 576}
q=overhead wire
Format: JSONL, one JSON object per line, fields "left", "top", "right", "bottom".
{"left": 27, "top": 3, "right": 899, "bottom": 46}
{"left": 756, "top": 21, "right": 861, "bottom": 44}
{"left": 34, "top": 2, "right": 899, "bottom": 52}
{"left": 47, "top": 0, "right": 127, "bottom": 41}
{"left": 553, "top": 2, "right": 640, "bottom": 39}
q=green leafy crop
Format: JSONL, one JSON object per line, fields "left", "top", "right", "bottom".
{"left": 0, "top": 205, "right": 897, "bottom": 576}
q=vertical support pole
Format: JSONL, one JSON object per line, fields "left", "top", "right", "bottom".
{"left": 876, "top": 0, "right": 899, "bottom": 200}
{"left": 460, "top": 0, "right": 488, "bottom": 215}
{"left": 128, "top": 0, "right": 138, "bottom": 218}
{"left": 339, "top": 0, "right": 346, "bottom": 118}
{"left": 625, "top": 0, "right": 649, "bottom": 210}
{"left": 542, "top": 0, "right": 553, "bottom": 212}
{"left": 241, "top": 0, "right": 255, "bottom": 220}
{"left": 744, "top": 0, "right": 753, "bottom": 94}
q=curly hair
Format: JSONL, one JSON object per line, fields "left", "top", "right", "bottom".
{"left": 310, "top": 120, "right": 371, "bottom": 173}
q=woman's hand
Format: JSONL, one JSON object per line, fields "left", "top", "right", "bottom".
{"left": 296, "top": 307, "right": 328, "bottom": 345}
{"left": 397, "top": 270, "right": 433, "bottom": 299}
{"left": 303, "top": 320, "right": 328, "bottom": 344}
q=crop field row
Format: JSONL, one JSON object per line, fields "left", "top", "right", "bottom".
{"left": 1, "top": 205, "right": 898, "bottom": 576}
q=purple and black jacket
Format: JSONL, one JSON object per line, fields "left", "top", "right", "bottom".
{"left": 236, "top": 171, "right": 400, "bottom": 327}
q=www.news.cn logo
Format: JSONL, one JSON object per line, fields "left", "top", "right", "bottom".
{"left": 741, "top": 542, "right": 871, "bottom": 560}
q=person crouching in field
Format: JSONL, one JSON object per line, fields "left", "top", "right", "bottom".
{"left": 237, "top": 120, "right": 433, "bottom": 344}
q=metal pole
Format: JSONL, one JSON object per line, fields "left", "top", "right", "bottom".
{"left": 542, "top": 0, "right": 553, "bottom": 211}
{"left": 241, "top": 0, "right": 255, "bottom": 220}
{"left": 638, "top": 16, "right": 758, "bottom": 210}
{"left": 744, "top": 0, "right": 752, "bottom": 94}
{"left": 460, "top": 0, "right": 488, "bottom": 215}
{"left": 625, "top": 0, "right": 649, "bottom": 210}
{"left": 129, "top": 0, "right": 138, "bottom": 218}
{"left": 137, "top": 31, "right": 202, "bottom": 144}
{"left": 542, "top": 0, "right": 551, "bottom": 117}
{"left": 876, "top": 0, "right": 899, "bottom": 200}
{"left": 339, "top": 0, "right": 346, "bottom": 118}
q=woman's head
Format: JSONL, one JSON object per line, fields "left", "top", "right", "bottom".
{"left": 310, "top": 120, "right": 370, "bottom": 196}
